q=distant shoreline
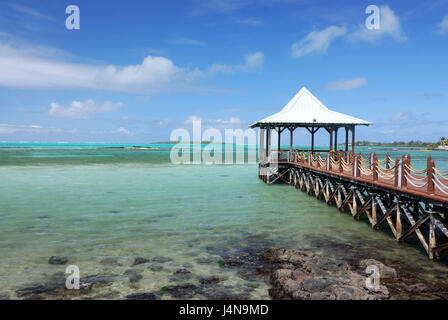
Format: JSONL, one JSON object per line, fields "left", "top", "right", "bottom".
{"left": 0, "top": 145, "right": 447, "bottom": 151}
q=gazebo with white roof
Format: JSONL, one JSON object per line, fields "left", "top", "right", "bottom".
{"left": 250, "top": 87, "right": 372, "bottom": 161}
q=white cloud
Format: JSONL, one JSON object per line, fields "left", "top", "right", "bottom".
{"left": 185, "top": 115, "right": 244, "bottom": 128}
{"left": 291, "top": 26, "right": 347, "bottom": 58}
{"left": 48, "top": 100, "right": 123, "bottom": 120}
{"left": 349, "top": 5, "right": 407, "bottom": 42}
{"left": 207, "top": 52, "right": 264, "bottom": 75}
{"left": 392, "top": 112, "right": 413, "bottom": 121}
{"left": 0, "top": 44, "right": 263, "bottom": 93}
{"left": 325, "top": 77, "right": 367, "bottom": 91}
{"left": 90, "top": 127, "right": 132, "bottom": 135}
{"left": 290, "top": 6, "right": 407, "bottom": 58}
{"left": 104, "top": 127, "right": 131, "bottom": 135}
{"left": 7, "top": 3, "right": 58, "bottom": 23}
{"left": 0, "top": 124, "right": 78, "bottom": 134}
{"left": 437, "top": 14, "right": 448, "bottom": 35}
{"left": 245, "top": 52, "right": 264, "bottom": 68}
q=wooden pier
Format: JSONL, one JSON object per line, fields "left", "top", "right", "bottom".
{"left": 259, "top": 151, "right": 448, "bottom": 259}
{"left": 251, "top": 87, "right": 448, "bottom": 259}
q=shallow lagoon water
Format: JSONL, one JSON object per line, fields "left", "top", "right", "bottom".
{"left": 0, "top": 145, "right": 447, "bottom": 299}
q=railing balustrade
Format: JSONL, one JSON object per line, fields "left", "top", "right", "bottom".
{"left": 263, "top": 150, "right": 448, "bottom": 199}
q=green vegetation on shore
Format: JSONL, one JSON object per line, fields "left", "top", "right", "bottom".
{"left": 350, "top": 137, "right": 448, "bottom": 148}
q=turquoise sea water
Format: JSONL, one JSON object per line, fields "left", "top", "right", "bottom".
{"left": 0, "top": 143, "right": 447, "bottom": 299}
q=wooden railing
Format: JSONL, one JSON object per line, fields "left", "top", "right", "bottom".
{"left": 278, "top": 150, "right": 448, "bottom": 200}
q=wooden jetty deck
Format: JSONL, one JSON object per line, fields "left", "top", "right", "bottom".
{"left": 259, "top": 151, "right": 448, "bottom": 259}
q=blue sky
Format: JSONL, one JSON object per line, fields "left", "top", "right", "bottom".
{"left": 0, "top": 0, "right": 447, "bottom": 144}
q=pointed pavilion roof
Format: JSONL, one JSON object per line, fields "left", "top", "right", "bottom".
{"left": 250, "top": 87, "right": 372, "bottom": 128}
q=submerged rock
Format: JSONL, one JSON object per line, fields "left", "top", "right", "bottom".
{"left": 158, "top": 284, "right": 201, "bottom": 299}
{"left": 132, "top": 257, "right": 150, "bottom": 266}
{"left": 196, "top": 257, "right": 218, "bottom": 265}
{"left": 48, "top": 256, "right": 68, "bottom": 265}
{"left": 81, "top": 275, "right": 116, "bottom": 288}
{"left": 91, "top": 291, "right": 121, "bottom": 299}
{"left": 16, "top": 274, "right": 116, "bottom": 299}
{"left": 150, "top": 256, "right": 172, "bottom": 263}
{"left": 100, "top": 257, "right": 122, "bottom": 266}
{"left": 200, "top": 288, "right": 251, "bottom": 300}
{"left": 125, "top": 292, "right": 157, "bottom": 300}
{"left": 170, "top": 268, "right": 192, "bottom": 281}
{"left": 37, "top": 215, "right": 51, "bottom": 219}
{"left": 129, "top": 274, "right": 143, "bottom": 283}
{"left": 148, "top": 265, "right": 163, "bottom": 272}
{"left": 17, "top": 282, "right": 91, "bottom": 299}
{"left": 199, "top": 276, "right": 222, "bottom": 286}
{"left": 124, "top": 269, "right": 143, "bottom": 283}
{"left": 174, "top": 268, "right": 191, "bottom": 275}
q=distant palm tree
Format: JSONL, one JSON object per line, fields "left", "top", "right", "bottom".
{"left": 440, "top": 137, "right": 448, "bottom": 146}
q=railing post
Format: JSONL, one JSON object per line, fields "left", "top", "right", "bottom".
{"left": 339, "top": 151, "right": 343, "bottom": 173}
{"left": 353, "top": 153, "right": 357, "bottom": 177}
{"left": 427, "top": 157, "right": 435, "bottom": 195}
{"left": 372, "top": 153, "right": 378, "bottom": 181}
{"left": 407, "top": 154, "right": 412, "bottom": 188}
{"left": 317, "top": 153, "right": 321, "bottom": 168}
{"left": 357, "top": 153, "right": 361, "bottom": 177}
{"left": 401, "top": 155, "right": 408, "bottom": 189}
{"left": 369, "top": 152, "right": 373, "bottom": 170}
{"left": 356, "top": 152, "right": 361, "bottom": 178}
{"left": 395, "top": 158, "right": 401, "bottom": 188}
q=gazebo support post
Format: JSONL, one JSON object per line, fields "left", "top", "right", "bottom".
{"left": 330, "top": 127, "right": 333, "bottom": 152}
{"left": 277, "top": 126, "right": 281, "bottom": 155}
{"left": 259, "top": 128, "right": 265, "bottom": 162}
{"left": 351, "top": 125, "right": 356, "bottom": 154}
{"left": 325, "top": 127, "right": 334, "bottom": 152}
{"left": 311, "top": 126, "right": 315, "bottom": 154}
{"left": 266, "top": 126, "right": 271, "bottom": 160}
{"left": 289, "top": 127, "right": 294, "bottom": 162}
{"left": 334, "top": 127, "right": 338, "bottom": 152}
{"left": 306, "top": 126, "right": 320, "bottom": 154}
{"left": 345, "top": 126, "right": 349, "bottom": 152}
{"left": 265, "top": 127, "right": 268, "bottom": 159}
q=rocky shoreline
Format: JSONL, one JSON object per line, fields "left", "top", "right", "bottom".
{"left": 227, "top": 247, "right": 448, "bottom": 300}
{"left": 7, "top": 246, "right": 448, "bottom": 300}
{"left": 259, "top": 248, "right": 390, "bottom": 300}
